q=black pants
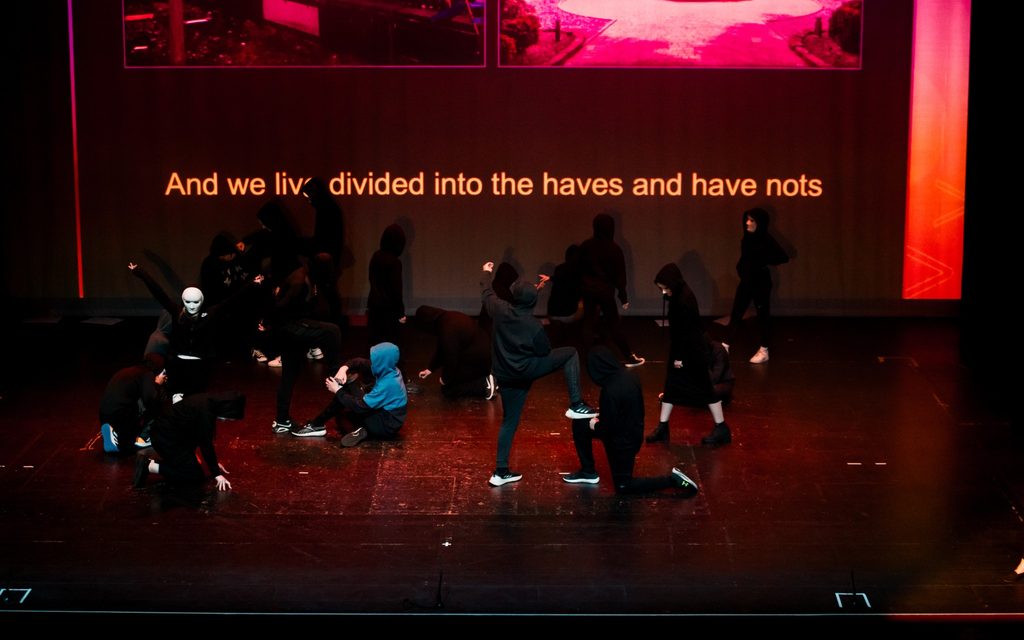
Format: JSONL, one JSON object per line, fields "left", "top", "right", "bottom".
{"left": 152, "top": 434, "right": 207, "bottom": 486}
{"left": 275, "top": 320, "right": 342, "bottom": 422}
{"left": 311, "top": 385, "right": 402, "bottom": 439}
{"left": 168, "top": 357, "right": 211, "bottom": 396}
{"left": 495, "top": 346, "right": 582, "bottom": 469}
{"left": 571, "top": 419, "right": 675, "bottom": 494}
{"left": 728, "top": 275, "right": 772, "bottom": 348}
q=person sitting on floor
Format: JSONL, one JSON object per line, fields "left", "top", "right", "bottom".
{"left": 291, "top": 342, "right": 408, "bottom": 447}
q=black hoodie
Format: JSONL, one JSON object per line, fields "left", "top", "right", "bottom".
{"left": 300, "top": 177, "right": 345, "bottom": 265}
{"left": 151, "top": 392, "right": 246, "bottom": 480}
{"left": 655, "top": 263, "right": 708, "bottom": 365}
{"left": 579, "top": 213, "right": 629, "bottom": 304}
{"left": 737, "top": 208, "right": 789, "bottom": 281}
{"left": 587, "top": 346, "right": 643, "bottom": 453}
{"left": 368, "top": 224, "right": 406, "bottom": 320}
{"left": 481, "top": 270, "right": 551, "bottom": 381}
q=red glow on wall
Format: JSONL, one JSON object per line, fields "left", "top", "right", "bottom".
{"left": 902, "top": 0, "right": 971, "bottom": 300}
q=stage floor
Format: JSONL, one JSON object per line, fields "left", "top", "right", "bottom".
{"left": 0, "top": 316, "right": 1020, "bottom": 626}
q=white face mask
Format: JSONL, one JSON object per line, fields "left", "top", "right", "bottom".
{"left": 181, "top": 287, "right": 204, "bottom": 316}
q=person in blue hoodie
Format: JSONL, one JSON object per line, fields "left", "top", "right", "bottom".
{"left": 291, "top": 342, "right": 408, "bottom": 447}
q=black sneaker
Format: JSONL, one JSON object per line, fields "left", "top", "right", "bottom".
{"left": 271, "top": 419, "right": 293, "bottom": 434}
{"left": 562, "top": 470, "right": 599, "bottom": 484}
{"left": 341, "top": 427, "right": 368, "bottom": 447}
{"left": 488, "top": 469, "right": 523, "bottom": 486}
{"left": 671, "top": 467, "right": 699, "bottom": 494}
{"left": 565, "top": 402, "right": 598, "bottom": 419}
{"left": 291, "top": 423, "right": 327, "bottom": 437}
{"left": 133, "top": 456, "right": 151, "bottom": 488}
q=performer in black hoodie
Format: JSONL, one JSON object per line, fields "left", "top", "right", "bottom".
{"left": 721, "top": 207, "right": 789, "bottom": 364}
{"left": 300, "top": 177, "right": 345, "bottom": 269}
{"left": 565, "top": 346, "right": 698, "bottom": 495}
{"left": 129, "top": 262, "right": 264, "bottom": 395}
{"left": 98, "top": 353, "right": 167, "bottom": 453}
{"left": 246, "top": 199, "right": 303, "bottom": 286}
{"left": 267, "top": 264, "right": 343, "bottom": 434}
{"left": 477, "top": 261, "right": 518, "bottom": 334}
{"left": 367, "top": 224, "right": 407, "bottom": 349}
{"left": 133, "top": 391, "right": 245, "bottom": 491}
{"left": 646, "top": 263, "right": 731, "bottom": 447}
{"left": 415, "top": 305, "right": 495, "bottom": 399}
{"left": 480, "top": 261, "right": 598, "bottom": 487}
{"left": 579, "top": 213, "right": 644, "bottom": 367}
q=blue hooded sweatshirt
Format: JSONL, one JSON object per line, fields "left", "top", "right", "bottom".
{"left": 362, "top": 342, "right": 407, "bottom": 412}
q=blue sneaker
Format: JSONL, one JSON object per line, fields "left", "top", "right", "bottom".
{"left": 100, "top": 423, "right": 120, "bottom": 453}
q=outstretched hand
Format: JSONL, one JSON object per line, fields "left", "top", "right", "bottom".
{"left": 128, "top": 262, "right": 138, "bottom": 272}
{"left": 214, "top": 474, "right": 232, "bottom": 491}
{"left": 419, "top": 368, "right": 432, "bottom": 380}
{"left": 482, "top": 261, "right": 494, "bottom": 273}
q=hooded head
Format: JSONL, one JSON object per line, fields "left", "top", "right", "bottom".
{"left": 744, "top": 207, "right": 769, "bottom": 234}
{"left": 564, "top": 244, "right": 580, "bottom": 264}
{"left": 587, "top": 345, "right": 624, "bottom": 387}
{"left": 654, "top": 263, "right": 685, "bottom": 297}
{"left": 510, "top": 281, "right": 538, "bottom": 310}
{"left": 414, "top": 305, "right": 446, "bottom": 333}
{"left": 207, "top": 391, "right": 246, "bottom": 420}
{"left": 379, "top": 224, "right": 406, "bottom": 257}
{"left": 181, "top": 286, "right": 204, "bottom": 316}
{"left": 592, "top": 213, "right": 615, "bottom": 240}
{"left": 208, "top": 232, "right": 238, "bottom": 259}
{"left": 369, "top": 342, "right": 400, "bottom": 378}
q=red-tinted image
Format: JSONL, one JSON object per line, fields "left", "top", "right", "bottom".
{"left": 500, "top": 0, "right": 861, "bottom": 67}
{"left": 125, "top": 0, "right": 484, "bottom": 67}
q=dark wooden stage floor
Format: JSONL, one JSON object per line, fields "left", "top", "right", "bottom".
{"left": 0, "top": 316, "right": 1020, "bottom": 629}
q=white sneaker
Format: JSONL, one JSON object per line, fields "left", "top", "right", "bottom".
{"left": 749, "top": 347, "right": 769, "bottom": 364}
{"left": 172, "top": 393, "right": 184, "bottom": 404}
{"left": 267, "top": 356, "right": 282, "bottom": 367}
{"left": 252, "top": 348, "right": 268, "bottom": 363}
{"left": 307, "top": 347, "right": 324, "bottom": 360}
{"left": 485, "top": 373, "right": 497, "bottom": 400}
{"left": 721, "top": 342, "right": 730, "bottom": 354}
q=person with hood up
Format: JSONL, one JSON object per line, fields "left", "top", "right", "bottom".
{"left": 579, "top": 213, "right": 644, "bottom": 367}
{"left": 415, "top": 305, "right": 495, "bottom": 400}
{"left": 292, "top": 342, "right": 408, "bottom": 446}
{"left": 99, "top": 353, "right": 167, "bottom": 453}
{"left": 719, "top": 207, "right": 789, "bottom": 364}
{"left": 133, "top": 391, "right": 246, "bottom": 491}
{"left": 480, "top": 260, "right": 598, "bottom": 487}
{"left": 565, "top": 346, "right": 699, "bottom": 495}
{"left": 646, "top": 263, "right": 732, "bottom": 447}
{"left": 367, "top": 224, "right": 407, "bottom": 349}
{"left": 299, "top": 177, "right": 345, "bottom": 270}
{"left": 245, "top": 199, "right": 302, "bottom": 285}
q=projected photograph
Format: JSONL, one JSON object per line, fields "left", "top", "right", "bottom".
{"left": 124, "top": 0, "right": 485, "bottom": 67}
{"left": 500, "top": 0, "right": 862, "bottom": 68}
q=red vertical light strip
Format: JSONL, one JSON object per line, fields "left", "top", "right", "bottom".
{"left": 67, "top": 0, "right": 85, "bottom": 298}
{"left": 902, "top": 0, "right": 971, "bottom": 299}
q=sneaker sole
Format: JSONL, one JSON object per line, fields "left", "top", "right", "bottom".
{"left": 562, "top": 476, "right": 599, "bottom": 484}
{"left": 292, "top": 429, "right": 327, "bottom": 437}
{"left": 488, "top": 474, "right": 523, "bottom": 487}
{"left": 565, "top": 409, "right": 598, "bottom": 419}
